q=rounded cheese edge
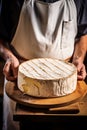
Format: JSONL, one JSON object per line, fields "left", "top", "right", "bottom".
{"left": 18, "top": 67, "right": 77, "bottom": 97}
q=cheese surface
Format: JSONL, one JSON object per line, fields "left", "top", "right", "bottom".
{"left": 18, "top": 58, "right": 77, "bottom": 97}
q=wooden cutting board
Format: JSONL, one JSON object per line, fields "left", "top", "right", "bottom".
{"left": 5, "top": 81, "right": 87, "bottom": 108}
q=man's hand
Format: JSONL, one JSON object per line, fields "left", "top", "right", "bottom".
{"left": 73, "top": 58, "right": 86, "bottom": 80}
{"left": 3, "top": 55, "right": 19, "bottom": 81}
{"left": 0, "top": 41, "right": 20, "bottom": 81}
{"left": 72, "top": 35, "right": 87, "bottom": 80}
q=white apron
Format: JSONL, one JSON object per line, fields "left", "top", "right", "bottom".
{"left": 3, "top": 0, "right": 77, "bottom": 130}
{"left": 11, "top": 0, "right": 77, "bottom": 60}
{"left": 3, "top": 79, "right": 20, "bottom": 130}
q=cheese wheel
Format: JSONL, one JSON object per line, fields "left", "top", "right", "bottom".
{"left": 18, "top": 58, "right": 77, "bottom": 97}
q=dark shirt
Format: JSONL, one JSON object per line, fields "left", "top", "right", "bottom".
{"left": 0, "top": 0, "right": 87, "bottom": 42}
{"left": 74, "top": 0, "right": 87, "bottom": 37}
{"left": 0, "top": 0, "right": 24, "bottom": 42}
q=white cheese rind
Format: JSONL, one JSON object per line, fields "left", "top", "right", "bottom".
{"left": 18, "top": 58, "right": 77, "bottom": 97}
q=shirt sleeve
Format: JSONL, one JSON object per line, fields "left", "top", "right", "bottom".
{"left": 0, "top": 0, "right": 24, "bottom": 42}
{"left": 74, "top": 0, "right": 87, "bottom": 38}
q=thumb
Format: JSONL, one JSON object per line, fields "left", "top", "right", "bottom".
{"left": 12, "top": 66, "right": 18, "bottom": 78}
{"left": 11, "top": 63, "right": 18, "bottom": 79}
{"left": 76, "top": 64, "right": 82, "bottom": 72}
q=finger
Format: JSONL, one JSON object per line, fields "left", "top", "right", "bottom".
{"left": 3, "top": 61, "right": 11, "bottom": 78}
{"left": 81, "top": 65, "right": 87, "bottom": 80}
{"left": 77, "top": 64, "right": 82, "bottom": 73}
{"left": 3, "top": 60, "right": 17, "bottom": 81}
{"left": 77, "top": 69, "right": 87, "bottom": 80}
{"left": 6, "top": 76, "right": 17, "bottom": 81}
{"left": 10, "top": 62, "right": 19, "bottom": 79}
{"left": 82, "top": 71, "right": 87, "bottom": 80}
{"left": 12, "top": 66, "right": 18, "bottom": 79}
{"left": 77, "top": 75, "right": 83, "bottom": 80}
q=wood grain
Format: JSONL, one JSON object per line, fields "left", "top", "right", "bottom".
{"left": 5, "top": 81, "right": 87, "bottom": 108}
